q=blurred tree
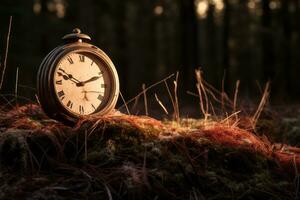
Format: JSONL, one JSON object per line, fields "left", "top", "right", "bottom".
{"left": 280, "top": 0, "right": 292, "bottom": 94}
{"left": 180, "top": 0, "right": 199, "bottom": 89}
{"left": 223, "top": 0, "right": 230, "bottom": 89}
{"left": 1, "top": 0, "right": 300, "bottom": 103}
{"left": 261, "top": 0, "right": 275, "bottom": 82}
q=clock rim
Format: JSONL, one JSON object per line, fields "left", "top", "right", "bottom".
{"left": 37, "top": 42, "right": 119, "bottom": 123}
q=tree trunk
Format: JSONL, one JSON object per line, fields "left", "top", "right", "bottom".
{"left": 223, "top": 0, "right": 230, "bottom": 89}
{"left": 180, "top": 0, "right": 199, "bottom": 89}
{"left": 261, "top": 0, "right": 274, "bottom": 82}
{"left": 281, "top": 0, "right": 292, "bottom": 95}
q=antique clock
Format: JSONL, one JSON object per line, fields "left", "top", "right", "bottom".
{"left": 37, "top": 28, "right": 119, "bottom": 123}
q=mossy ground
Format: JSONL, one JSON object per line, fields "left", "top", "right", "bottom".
{"left": 0, "top": 104, "right": 299, "bottom": 200}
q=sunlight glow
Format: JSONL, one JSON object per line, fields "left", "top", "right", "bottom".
{"left": 154, "top": 5, "right": 164, "bottom": 16}
{"left": 212, "top": 0, "right": 224, "bottom": 11}
{"left": 47, "top": 0, "right": 66, "bottom": 18}
{"left": 195, "top": 0, "right": 208, "bottom": 19}
{"left": 269, "top": 0, "right": 280, "bottom": 10}
{"left": 33, "top": 1, "right": 41, "bottom": 15}
{"left": 247, "top": 1, "right": 256, "bottom": 9}
{"left": 56, "top": 2, "right": 65, "bottom": 18}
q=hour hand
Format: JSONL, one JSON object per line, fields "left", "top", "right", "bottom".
{"left": 57, "top": 72, "right": 69, "bottom": 80}
{"left": 58, "top": 69, "right": 81, "bottom": 83}
{"left": 77, "top": 76, "right": 100, "bottom": 86}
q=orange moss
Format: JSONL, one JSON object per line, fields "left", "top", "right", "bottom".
{"left": 1, "top": 104, "right": 300, "bottom": 175}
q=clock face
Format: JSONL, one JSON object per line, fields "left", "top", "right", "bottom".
{"left": 53, "top": 52, "right": 112, "bottom": 116}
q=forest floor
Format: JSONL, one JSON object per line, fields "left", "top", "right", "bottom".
{"left": 0, "top": 104, "right": 300, "bottom": 199}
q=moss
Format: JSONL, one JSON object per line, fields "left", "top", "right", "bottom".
{"left": 0, "top": 104, "right": 298, "bottom": 199}
{"left": 0, "top": 129, "right": 29, "bottom": 171}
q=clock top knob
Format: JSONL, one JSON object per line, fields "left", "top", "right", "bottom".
{"left": 62, "top": 28, "right": 91, "bottom": 43}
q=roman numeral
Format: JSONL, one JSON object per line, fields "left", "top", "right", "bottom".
{"left": 79, "top": 105, "right": 84, "bottom": 114}
{"left": 91, "top": 104, "right": 96, "bottom": 110}
{"left": 79, "top": 55, "right": 85, "bottom": 62}
{"left": 67, "top": 100, "right": 73, "bottom": 109}
{"left": 56, "top": 80, "right": 62, "bottom": 85}
{"left": 101, "top": 84, "right": 107, "bottom": 88}
{"left": 98, "top": 94, "right": 104, "bottom": 101}
{"left": 67, "top": 56, "right": 74, "bottom": 64}
{"left": 91, "top": 61, "right": 94, "bottom": 66}
{"left": 57, "top": 90, "right": 65, "bottom": 98}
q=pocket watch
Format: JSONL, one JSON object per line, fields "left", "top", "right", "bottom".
{"left": 37, "top": 28, "right": 119, "bottom": 123}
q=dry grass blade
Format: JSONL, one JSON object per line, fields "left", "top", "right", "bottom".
{"left": 202, "top": 79, "right": 233, "bottom": 108}
{"left": 221, "top": 70, "right": 226, "bottom": 112}
{"left": 0, "top": 16, "right": 12, "bottom": 90}
{"left": 233, "top": 80, "right": 240, "bottom": 112}
{"left": 164, "top": 81, "right": 175, "bottom": 113}
{"left": 164, "top": 72, "right": 180, "bottom": 122}
{"left": 142, "top": 83, "right": 148, "bottom": 116}
{"left": 119, "top": 91, "right": 131, "bottom": 115}
{"left": 118, "top": 73, "right": 174, "bottom": 109}
{"left": 154, "top": 93, "right": 169, "bottom": 115}
{"left": 251, "top": 81, "right": 270, "bottom": 129}
{"left": 132, "top": 93, "right": 141, "bottom": 115}
{"left": 195, "top": 69, "right": 210, "bottom": 121}
{"left": 220, "top": 110, "right": 241, "bottom": 127}
{"left": 190, "top": 70, "right": 234, "bottom": 112}
{"left": 104, "top": 184, "right": 113, "bottom": 200}
{"left": 15, "top": 67, "right": 19, "bottom": 103}
{"left": 173, "top": 72, "right": 180, "bottom": 123}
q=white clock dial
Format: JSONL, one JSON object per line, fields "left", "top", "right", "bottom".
{"left": 53, "top": 52, "right": 111, "bottom": 115}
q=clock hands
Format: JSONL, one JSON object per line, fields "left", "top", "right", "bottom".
{"left": 57, "top": 72, "right": 70, "bottom": 81}
{"left": 81, "top": 90, "right": 103, "bottom": 102}
{"left": 76, "top": 76, "right": 102, "bottom": 87}
{"left": 58, "top": 68, "right": 103, "bottom": 87}
{"left": 82, "top": 90, "right": 90, "bottom": 101}
{"left": 57, "top": 69, "right": 81, "bottom": 84}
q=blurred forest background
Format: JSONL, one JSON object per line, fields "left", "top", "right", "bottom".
{"left": 0, "top": 0, "right": 300, "bottom": 107}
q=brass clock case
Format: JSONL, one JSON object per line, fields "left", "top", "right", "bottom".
{"left": 37, "top": 29, "right": 119, "bottom": 124}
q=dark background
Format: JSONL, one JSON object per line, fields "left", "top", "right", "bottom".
{"left": 0, "top": 0, "right": 299, "bottom": 108}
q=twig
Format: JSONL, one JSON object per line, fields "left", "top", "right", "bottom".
{"left": 104, "top": 184, "right": 113, "bottom": 200}
{"left": 164, "top": 72, "right": 180, "bottom": 122}
{"left": 154, "top": 93, "right": 168, "bottom": 114}
{"left": 255, "top": 80, "right": 263, "bottom": 94}
{"left": 15, "top": 67, "right": 19, "bottom": 104}
{"left": 233, "top": 80, "right": 240, "bottom": 112}
{"left": 195, "top": 69, "right": 210, "bottom": 121}
{"left": 131, "top": 93, "right": 140, "bottom": 115}
{"left": 0, "top": 16, "right": 13, "bottom": 90}
{"left": 220, "top": 110, "right": 241, "bottom": 125}
{"left": 173, "top": 72, "right": 180, "bottom": 123}
{"left": 35, "top": 94, "right": 41, "bottom": 105}
{"left": 142, "top": 83, "right": 148, "bottom": 116}
{"left": 164, "top": 80, "right": 175, "bottom": 114}
{"left": 252, "top": 81, "right": 270, "bottom": 129}
{"left": 118, "top": 73, "right": 174, "bottom": 109}
{"left": 119, "top": 91, "right": 131, "bottom": 115}
{"left": 221, "top": 69, "right": 226, "bottom": 112}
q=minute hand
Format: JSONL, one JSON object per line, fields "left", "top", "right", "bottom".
{"left": 81, "top": 76, "right": 100, "bottom": 84}
{"left": 58, "top": 69, "right": 81, "bottom": 83}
